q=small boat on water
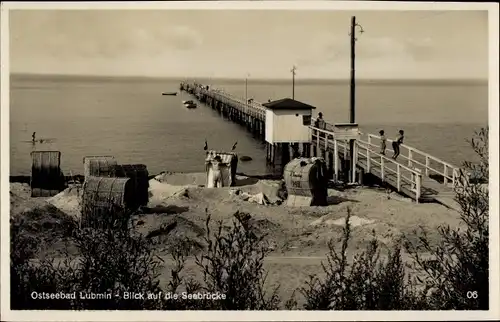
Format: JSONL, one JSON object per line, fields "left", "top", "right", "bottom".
{"left": 162, "top": 92, "right": 178, "bottom": 96}
{"left": 183, "top": 100, "right": 197, "bottom": 109}
{"left": 21, "top": 138, "right": 57, "bottom": 144}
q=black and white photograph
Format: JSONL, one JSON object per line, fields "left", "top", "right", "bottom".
{"left": 1, "top": 1, "right": 498, "bottom": 321}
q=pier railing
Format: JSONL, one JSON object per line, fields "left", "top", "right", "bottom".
{"left": 194, "top": 85, "right": 266, "bottom": 120}
{"left": 364, "top": 133, "right": 460, "bottom": 187}
{"left": 309, "top": 119, "right": 460, "bottom": 188}
{"left": 310, "top": 126, "right": 423, "bottom": 201}
{"left": 182, "top": 82, "right": 461, "bottom": 195}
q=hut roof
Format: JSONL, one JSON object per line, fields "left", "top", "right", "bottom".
{"left": 262, "top": 98, "right": 316, "bottom": 111}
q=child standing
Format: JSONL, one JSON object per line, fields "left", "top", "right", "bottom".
{"left": 212, "top": 155, "right": 223, "bottom": 188}
{"left": 379, "top": 130, "right": 386, "bottom": 155}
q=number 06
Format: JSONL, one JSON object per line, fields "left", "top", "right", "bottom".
{"left": 467, "top": 291, "right": 478, "bottom": 299}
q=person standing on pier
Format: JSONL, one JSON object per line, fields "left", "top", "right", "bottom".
{"left": 379, "top": 130, "right": 386, "bottom": 155}
{"left": 315, "top": 112, "right": 326, "bottom": 138}
{"left": 314, "top": 112, "right": 325, "bottom": 128}
{"left": 392, "top": 130, "right": 405, "bottom": 160}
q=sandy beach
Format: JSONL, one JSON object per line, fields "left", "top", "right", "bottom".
{"left": 10, "top": 172, "right": 463, "bottom": 306}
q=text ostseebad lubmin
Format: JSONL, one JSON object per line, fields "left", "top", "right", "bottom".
{"left": 30, "top": 291, "right": 227, "bottom": 301}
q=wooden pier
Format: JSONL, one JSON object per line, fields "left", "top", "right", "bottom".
{"left": 180, "top": 81, "right": 461, "bottom": 210}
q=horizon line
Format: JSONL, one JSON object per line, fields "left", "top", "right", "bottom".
{"left": 10, "top": 72, "right": 489, "bottom": 83}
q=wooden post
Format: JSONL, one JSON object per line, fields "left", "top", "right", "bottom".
{"left": 266, "top": 143, "right": 270, "bottom": 163}
{"left": 367, "top": 141, "right": 371, "bottom": 172}
{"left": 381, "top": 156, "right": 385, "bottom": 181}
{"left": 272, "top": 144, "right": 276, "bottom": 166}
{"left": 334, "top": 140, "right": 339, "bottom": 180}
{"left": 282, "top": 143, "right": 290, "bottom": 166}
{"left": 425, "top": 156, "right": 430, "bottom": 176}
{"left": 408, "top": 149, "right": 413, "bottom": 167}
{"left": 324, "top": 134, "right": 329, "bottom": 156}
{"left": 328, "top": 151, "right": 334, "bottom": 179}
{"left": 351, "top": 142, "right": 357, "bottom": 183}
{"left": 396, "top": 164, "right": 401, "bottom": 191}
{"left": 348, "top": 16, "right": 361, "bottom": 185}
{"left": 443, "top": 164, "right": 448, "bottom": 185}
{"left": 415, "top": 170, "right": 422, "bottom": 203}
{"left": 316, "top": 129, "right": 320, "bottom": 150}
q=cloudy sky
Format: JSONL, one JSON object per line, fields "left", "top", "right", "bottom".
{"left": 9, "top": 8, "right": 489, "bottom": 79}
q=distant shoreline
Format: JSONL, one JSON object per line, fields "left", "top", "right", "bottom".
{"left": 10, "top": 73, "right": 488, "bottom": 86}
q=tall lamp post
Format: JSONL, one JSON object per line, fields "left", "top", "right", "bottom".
{"left": 290, "top": 65, "right": 297, "bottom": 99}
{"left": 348, "top": 16, "right": 364, "bottom": 183}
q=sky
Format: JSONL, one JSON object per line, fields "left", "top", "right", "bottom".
{"left": 8, "top": 8, "right": 489, "bottom": 79}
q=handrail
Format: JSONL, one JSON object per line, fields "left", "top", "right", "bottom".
{"left": 309, "top": 118, "right": 459, "bottom": 186}
{"left": 365, "top": 133, "right": 459, "bottom": 170}
{"left": 359, "top": 139, "right": 459, "bottom": 181}
{"left": 310, "top": 128, "right": 422, "bottom": 175}
{"left": 185, "top": 82, "right": 267, "bottom": 120}
{"left": 310, "top": 116, "right": 458, "bottom": 171}
{"left": 188, "top": 83, "right": 454, "bottom": 193}
{"left": 355, "top": 140, "right": 422, "bottom": 176}
{"left": 310, "top": 127, "right": 422, "bottom": 201}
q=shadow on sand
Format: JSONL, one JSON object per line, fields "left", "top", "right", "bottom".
{"left": 327, "top": 195, "right": 359, "bottom": 206}
{"left": 139, "top": 205, "right": 189, "bottom": 215}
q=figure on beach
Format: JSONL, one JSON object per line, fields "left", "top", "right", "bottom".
{"left": 392, "top": 130, "right": 405, "bottom": 160}
{"left": 212, "top": 155, "right": 223, "bottom": 188}
{"left": 379, "top": 130, "right": 386, "bottom": 155}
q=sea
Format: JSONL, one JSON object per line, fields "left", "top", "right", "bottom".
{"left": 9, "top": 74, "right": 489, "bottom": 177}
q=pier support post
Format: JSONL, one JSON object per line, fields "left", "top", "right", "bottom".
{"left": 269, "top": 144, "right": 274, "bottom": 166}
{"left": 282, "top": 143, "right": 290, "bottom": 167}
{"left": 302, "top": 143, "right": 311, "bottom": 158}
{"left": 334, "top": 140, "right": 339, "bottom": 181}
{"left": 328, "top": 151, "right": 334, "bottom": 179}
{"left": 266, "top": 143, "right": 270, "bottom": 164}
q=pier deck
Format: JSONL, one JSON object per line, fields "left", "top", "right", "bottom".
{"left": 180, "top": 81, "right": 462, "bottom": 211}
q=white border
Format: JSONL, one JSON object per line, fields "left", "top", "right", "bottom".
{"left": 1, "top": 1, "right": 499, "bottom": 321}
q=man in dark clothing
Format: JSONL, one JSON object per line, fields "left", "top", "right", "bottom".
{"left": 314, "top": 112, "right": 326, "bottom": 138}
{"left": 392, "top": 130, "right": 405, "bottom": 160}
{"left": 314, "top": 112, "right": 324, "bottom": 128}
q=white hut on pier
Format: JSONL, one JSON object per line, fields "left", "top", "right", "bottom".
{"left": 262, "top": 98, "right": 316, "bottom": 170}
